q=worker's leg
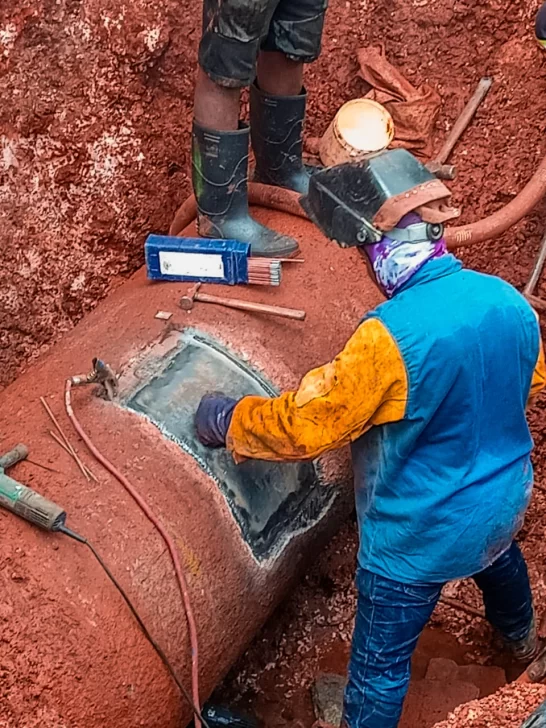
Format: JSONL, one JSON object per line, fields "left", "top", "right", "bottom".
{"left": 257, "top": 52, "right": 304, "bottom": 96}
{"left": 473, "top": 541, "right": 537, "bottom": 660}
{"left": 250, "top": 0, "right": 328, "bottom": 194}
{"left": 193, "top": 69, "right": 239, "bottom": 131}
{"left": 190, "top": 0, "right": 299, "bottom": 257}
{"left": 343, "top": 568, "right": 443, "bottom": 728}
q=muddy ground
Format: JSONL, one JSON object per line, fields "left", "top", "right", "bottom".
{"left": 2, "top": 0, "right": 546, "bottom": 725}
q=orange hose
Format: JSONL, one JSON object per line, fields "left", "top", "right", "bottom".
{"left": 444, "top": 154, "right": 546, "bottom": 249}
{"left": 170, "top": 154, "right": 546, "bottom": 250}
{"left": 168, "top": 183, "right": 306, "bottom": 237}
{"left": 64, "top": 380, "right": 202, "bottom": 728}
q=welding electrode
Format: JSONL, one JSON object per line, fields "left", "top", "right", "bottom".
{"left": 0, "top": 444, "right": 211, "bottom": 728}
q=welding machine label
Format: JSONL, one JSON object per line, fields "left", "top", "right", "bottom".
{"left": 159, "top": 251, "right": 225, "bottom": 278}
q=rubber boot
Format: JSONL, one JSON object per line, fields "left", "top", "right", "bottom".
{"left": 505, "top": 616, "right": 541, "bottom": 663}
{"left": 250, "top": 83, "right": 313, "bottom": 195}
{"left": 192, "top": 121, "right": 299, "bottom": 258}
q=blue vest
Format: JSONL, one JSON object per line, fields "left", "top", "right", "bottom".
{"left": 353, "top": 255, "right": 540, "bottom": 584}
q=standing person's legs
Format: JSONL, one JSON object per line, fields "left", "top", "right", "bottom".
{"left": 473, "top": 541, "right": 537, "bottom": 660}
{"left": 343, "top": 568, "right": 443, "bottom": 728}
{"left": 250, "top": 0, "right": 328, "bottom": 193}
{"left": 190, "top": 0, "right": 300, "bottom": 255}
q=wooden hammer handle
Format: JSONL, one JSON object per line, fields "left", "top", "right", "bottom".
{"left": 195, "top": 292, "right": 306, "bottom": 320}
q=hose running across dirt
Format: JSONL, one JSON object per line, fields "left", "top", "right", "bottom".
{"left": 64, "top": 379, "right": 203, "bottom": 728}
{"left": 444, "top": 154, "right": 546, "bottom": 248}
{"left": 170, "top": 155, "right": 546, "bottom": 249}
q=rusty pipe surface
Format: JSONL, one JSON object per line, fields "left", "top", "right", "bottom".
{"left": 444, "top": 153, "right": 546, "bottom": 249}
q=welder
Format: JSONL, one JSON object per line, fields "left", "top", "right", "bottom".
{"left": 189, "top": 0, "right": 328, "bottom": 259}
{"left": 194, "top": 149, "right": 546, "bottom": 728}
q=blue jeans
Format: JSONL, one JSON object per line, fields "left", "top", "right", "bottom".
{"left": 344, "top": 542, "right": 534, "bottom": 728}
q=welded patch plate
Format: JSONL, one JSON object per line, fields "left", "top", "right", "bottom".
{"left": 124, "top": 330, "right": 331, "bottom": 560}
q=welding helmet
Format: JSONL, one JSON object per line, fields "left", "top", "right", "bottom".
{"left": 300, "top": 148, "right": 459, "bottom": 247}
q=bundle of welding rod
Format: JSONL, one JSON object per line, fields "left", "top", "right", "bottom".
{"left": 145, "top": 235, "right": 299, "bottom": 287}
{"left": 247, "top": 258, "right": 282, "bottom": 286}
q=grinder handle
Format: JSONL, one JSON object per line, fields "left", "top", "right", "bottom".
{"left": 0, "top": 474, "right": 67, "bottom": 531}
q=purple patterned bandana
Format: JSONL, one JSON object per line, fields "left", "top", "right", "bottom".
{"left": 364, "top": 213, "right": 447, "bottom": 298}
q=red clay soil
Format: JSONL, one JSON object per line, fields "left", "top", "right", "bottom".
{"left": 434, "top": 684, "right": 546, "bottom": 728}
{"left": 0, "top": 211, "right": 363, "bottom": 728}
{"left": 3, "top": 0, "right": 546, "bottom": 725}
{"left": 2, "top": 0, "right": 546, "bottom": 390}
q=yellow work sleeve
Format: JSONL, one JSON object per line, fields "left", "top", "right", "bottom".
{"left": 530, "top": 337, "right": 546, "bottom": 399}
{"left": 226, "top": 318, "right": 408, "bottom": 462}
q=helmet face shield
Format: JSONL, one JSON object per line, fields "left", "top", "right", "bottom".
{"left": 299, "top": 148, "right": 459, "bottom": 248}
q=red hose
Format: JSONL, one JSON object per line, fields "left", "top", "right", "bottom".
{"left": 168, "top": 183, "right": 307, "bottom": 237}
{"left": 170, "top": 154, "right": 546, "bottom": 249}
{"left": 444, "top": 153, "right": 546, "bottom": 249}
{"left": 64, "top": 380, "right": 202, "bottom": 728}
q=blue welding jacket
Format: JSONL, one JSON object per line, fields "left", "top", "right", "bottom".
{"left": 352, "top": 255, "right": 540, "bottom": 584}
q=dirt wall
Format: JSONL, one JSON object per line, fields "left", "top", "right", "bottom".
{"left": 1, "top": 0, "right": 198, "bottom": 387}
{"left": 2, "top": 0, "right": 546, "bottom": 392}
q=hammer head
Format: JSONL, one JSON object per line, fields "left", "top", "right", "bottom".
{"left": 179, "top": 282, "right": 202, "bottom": 311}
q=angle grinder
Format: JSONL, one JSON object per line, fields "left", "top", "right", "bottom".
{"left": 0, "top": 443, "right": 84, "bottom": 541}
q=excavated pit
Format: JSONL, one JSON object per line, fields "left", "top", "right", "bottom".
{"left": 2, "top": 0, "right": 546, "bottom": 725}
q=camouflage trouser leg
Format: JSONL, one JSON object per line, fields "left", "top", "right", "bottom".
{"left": 198, "top": 0, "right": 328, "bottom": 88}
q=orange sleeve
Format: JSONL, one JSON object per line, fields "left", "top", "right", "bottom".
{"left": 530, "top": 336, "right": 546, "bottom": 399}
{"left": 226, "top": 318, "right": 408, "bottom": 462}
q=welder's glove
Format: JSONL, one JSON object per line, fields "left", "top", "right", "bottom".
{"left": 195, "top": 394, "right": 238, "bottom": 448}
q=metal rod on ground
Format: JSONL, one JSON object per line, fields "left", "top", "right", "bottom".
{"left": 525, "top": 230, "right": 546, "bottom": 297}
{"left": 26, "top": 459, "right": 61, "bottom": 474}
{"left": 41, "top": 397, "right": 92, "bottom": 482}
{"left": 49, "top": 429, "right": 98, "bottom": 482}
{"left": 434, "top": 77, "right": 493, "bottom": 165}
{"left": 527, "top": 293, "right": 546, "bottom": 313}
{"left": 439, "top": 595, "right": 485, "bottom": 620}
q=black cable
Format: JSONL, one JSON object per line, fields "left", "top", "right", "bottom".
{"left": 59, "top": 526, "right": 210, "bottom": 728}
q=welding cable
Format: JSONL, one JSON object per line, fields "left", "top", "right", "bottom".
{"left": 64, "top": 379, "right": 203, "bottom": 728}
{"left": 79, "top": 538, "right": 210, "bottom": 728}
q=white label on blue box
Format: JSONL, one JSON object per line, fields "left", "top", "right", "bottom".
{"left": 159, "top": 251, "right": 225, "bottom": 278}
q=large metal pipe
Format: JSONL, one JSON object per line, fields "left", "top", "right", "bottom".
{"left": 0, "top": 209, "right": 372, "bottom": 728}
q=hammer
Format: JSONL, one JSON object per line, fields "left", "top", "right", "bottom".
{"left": 179, "top": 283, "right": 306, "bottom": 321}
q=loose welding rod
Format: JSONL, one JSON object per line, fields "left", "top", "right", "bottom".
{"left": 526, "top": 293, "right": 546, "bottom": 313}
{"left": 41, "top": 396, "right": 93, "bottom": 482}
{"left": 49, "top": 430, "right": 98, "bottom": 482}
